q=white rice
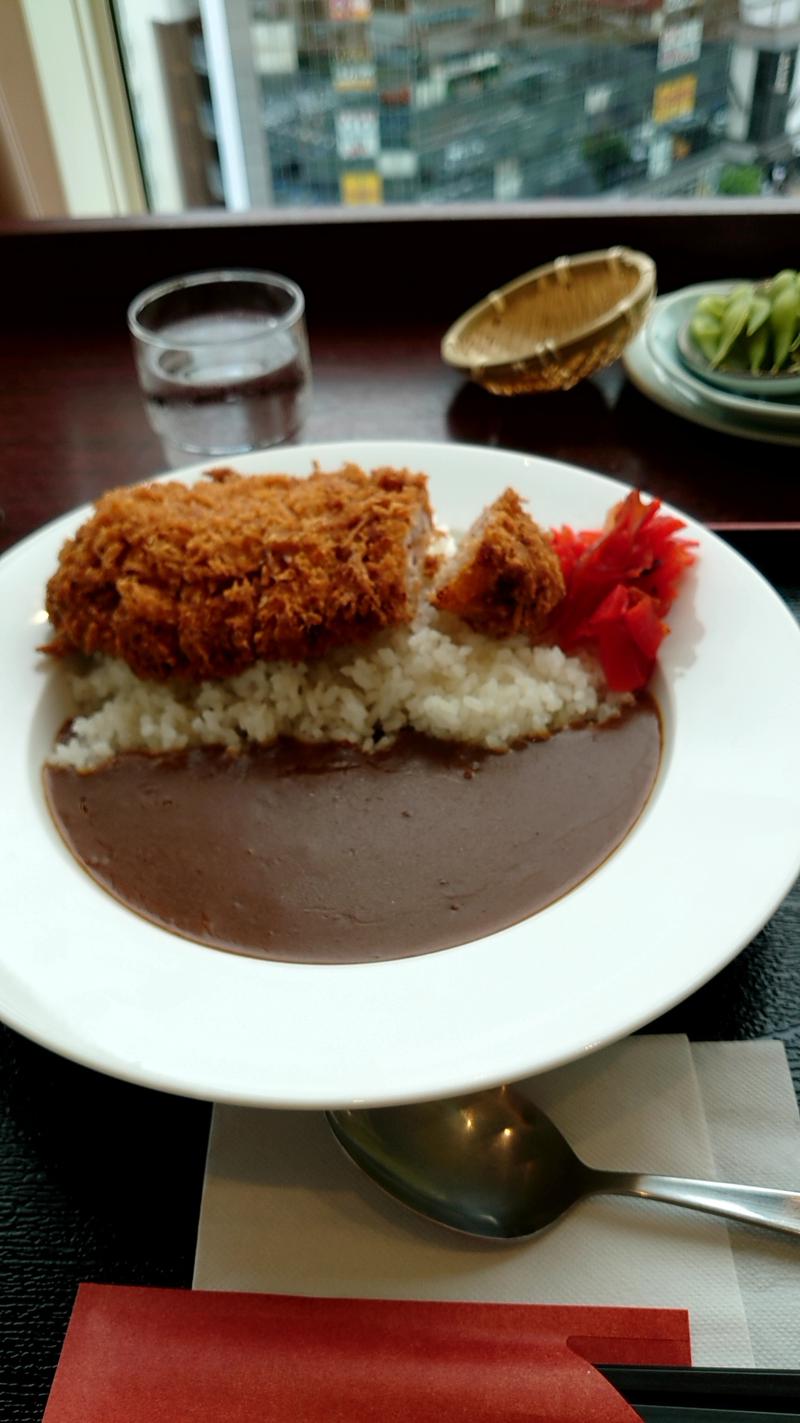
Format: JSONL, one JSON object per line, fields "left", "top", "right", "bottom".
{"left": 49, "top": 603, "right": 629, "bottom": 772}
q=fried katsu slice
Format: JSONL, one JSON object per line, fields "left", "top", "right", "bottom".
{"left": 432, "top": 487, "right": 565, "bottom": 639}
{"left": 44, "top": 465, "right": 432, "bottom": 680}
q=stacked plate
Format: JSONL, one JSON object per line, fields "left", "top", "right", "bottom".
{"left": 623, "top": 281, "right": 800, "bottom": 446}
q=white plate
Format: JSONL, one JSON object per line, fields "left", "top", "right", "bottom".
{"left": 624, "top": 297, "right": 800, "bottom": 446}
{"left": 2, "top": 441, "right": 800, "bottom": 1109}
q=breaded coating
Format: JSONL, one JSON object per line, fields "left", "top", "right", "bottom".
{"left": 433, "top": 488, "right": 565, "bottom": 639}
{"left": 44, "top": 465, "right": 432, "bottom": 680}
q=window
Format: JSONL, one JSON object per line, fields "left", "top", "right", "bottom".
{"left": 10, "top": 0, "right": 800, "bottom": 216}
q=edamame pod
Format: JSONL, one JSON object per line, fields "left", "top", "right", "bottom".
{"left": 767, "top": 269, "right": 797, "bottom": 296}
{"left": 769, "top": 285, "right": 800, "bottom": 370}
{"left": 712, "top": 291, "right": 752, "bottom": 366}
{"left": 695, "top": 294, "right": 728, "bottom": 320}
{"left": 690, "top": 313, "right": 722, "bottom": 363}
{"left": 747, "top": 324, "right": 770, "bottom": 373}
{"left": 746, "top": 295, "right": 770, "bottom": 336}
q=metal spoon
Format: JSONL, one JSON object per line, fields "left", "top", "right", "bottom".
{"left": 327, "top": 1085, "right": 800, "bottom": 1240}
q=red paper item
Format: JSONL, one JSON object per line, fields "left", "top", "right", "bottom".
{"left": 43, "top": 1285, "right": 690, "bottom": 1422}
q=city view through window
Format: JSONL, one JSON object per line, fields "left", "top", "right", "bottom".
{"left": 113, "top": 1, "right": 800, "bottom": 211}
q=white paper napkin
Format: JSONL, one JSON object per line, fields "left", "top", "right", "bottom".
{"left": 693, "top": 1039, "right": 800, "bottom": 1368}
{"left": 195, "top": 1034, "right": 800, "bottom": 1367}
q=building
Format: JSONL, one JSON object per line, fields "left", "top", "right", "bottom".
{"left": 113, "top": 0, "right": 800, "bottom": 208}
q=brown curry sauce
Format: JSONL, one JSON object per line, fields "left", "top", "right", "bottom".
{"left": 44, "top": 700, "right": 660, "bottom": 965}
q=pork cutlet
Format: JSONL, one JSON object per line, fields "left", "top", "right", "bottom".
{"left": 433, "top": 488, "right": 565, "bottom": 638}
{"left": 44, "top": 466, "right": 433, "bottom": 680}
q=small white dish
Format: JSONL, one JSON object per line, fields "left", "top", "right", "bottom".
{"left": 2, "top": 441, "right": 799, "bottom": 1108}
{"left": 645, "top": 286, "right": 800, "bottom": 430}
{"left": 674, "top": 283, "right": 800, "bottom": 399}
{"left": 625, "top": 298, "right": 800, "bottom": 446}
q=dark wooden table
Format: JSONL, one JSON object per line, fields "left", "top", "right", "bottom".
{"left": 0, "top": 212, "right": 798, "bottom": 1421}
{"left": 2, "top": 320, "right": 800, "bottom": 554}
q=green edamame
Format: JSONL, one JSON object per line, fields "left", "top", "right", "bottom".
{"left": 747, "top": 325, "right": 769, "bottom": 374}
{"left": 746, "top": 295, "right": 770, "bottom": 336}
{"left": 770, "top": 285, "right": 800, "bottom": 371}
{"left": 767, "top": 269, "right": 797, "bottom": 296}
{"left": 695, "top": 294, "right": 728, "bottom": 320}
{"left": 688, "top": 268, "right": 800, "bottom": 375}
{"left": 689, "top": 313, "right": 721, "bottom": 363}
{"left": 711, "top": 291, "right": 752, "bottom": 366}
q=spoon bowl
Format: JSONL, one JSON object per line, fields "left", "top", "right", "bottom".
{"left": 328, "top": 1086, "right": 589, "bottom": 1239}
{"left": 327, "top": 1085, "right": 800, "bottom": 1241}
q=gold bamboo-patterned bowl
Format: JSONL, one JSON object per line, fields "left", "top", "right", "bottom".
{"left": 441, "top": 247, "right": 657, "bottom": 395}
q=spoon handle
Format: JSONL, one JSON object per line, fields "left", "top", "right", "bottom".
{"left": 592, "top": 1171, "right": 800, "bottom": 1236}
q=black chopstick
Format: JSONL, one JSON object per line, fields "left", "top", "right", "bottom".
{"left": 599, "top": 1365, "right": 800, "bottom": 1416}
{"left": 636, "top": 1411, "right": 800, "bottom": 1421}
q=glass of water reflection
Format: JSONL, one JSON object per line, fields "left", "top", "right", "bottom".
{"left": 128, "top": 269, "right": 311, "bottom": 468}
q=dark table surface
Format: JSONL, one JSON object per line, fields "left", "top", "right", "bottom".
{"left": 1, "top": 322, "right": 800, "bottom": 550}
{"left": 0, "top": 315, "right": 798, "bottom": 1423}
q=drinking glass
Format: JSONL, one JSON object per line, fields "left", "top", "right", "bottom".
{"left": 128, "top": 269, "right": 311, "bottom": 467}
